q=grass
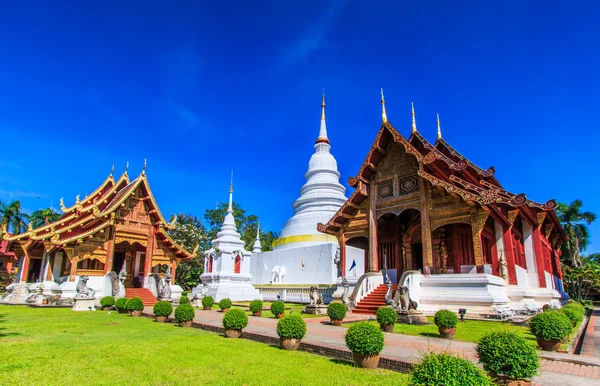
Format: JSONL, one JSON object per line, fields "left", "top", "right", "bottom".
{"left": 345, "top": 317, "right": 538, "bottom": 347}
{"left": 0, "top": 306, "right": 408, "bottom": 385}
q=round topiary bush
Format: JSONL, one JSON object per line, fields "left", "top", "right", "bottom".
{"left": 564, "top": 301, "right": 585, "bottom": 315}
{"left": 126, "top": 297, "right": 144, "bottom": 312}
{"left": 180, "top": 294, "right": 190, "bottom": 305}
{"left": 477, "top": 331, "right": 539, "bottom": 381}
{"left": 345, "top": 322, "right": 385, "bottom": 356}
{"left": 376, "top": 306, "right": 397, "bottom": 326}
{"left": 327, "top": 302, "right": 347, "bottom": 322}
{"left": 219, "top": 298, "right": 232, "bottom": 310}
{"left": 223, "top": 308, "right": 248, "bottom": 330}
{"left": 249, "top": 299, "right": 263, "bottom": 314}
{"left": 153, "top": 301, "right": 173, "bottom": 317}
{"left": 529, "top": 311, "right": 572, "bottom": 341}
{"left": 270, "top": 300, "right": 285, "bottom": 316}
{"left": 561, "top": 307, "right": 583, "bottom": 327}
{"left": 434, "top": 310, "right": 458, "bottom": 329}
{"left": 202, "top": 296, "right": 214, "bottom": 308}
{"left": 410, "top": 352, "right": 494, "bottom": 386}
{"left": 277, "top": 315, "right": 307, "bottom": 340}
{"left": 115, "top": 298, "right": 129, "bottom": 312}
{"left": 100, "top": 296, "right": 115, "bottom": 308}
{"left": 174, "top": 304, "right": 195, "bottom": 324}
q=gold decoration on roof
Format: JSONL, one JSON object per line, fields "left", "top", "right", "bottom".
{"left": 437, "top": 113, "right": 442, "bottom": 140}
{"left": 1, "top": 223, "right": 7, "bottom": 239}
{"left": 60, "top": 198, "right": 68, "bottom": 213}
{"left": 381, "top": 88, "right": 388, "bottom": 123}
{"left": 110, "top": 165, "right": 115, "bottom": 177}
{"left": 142, "top": 158, "right": 147, "bottom": 176}
{"left": 168, "top": 216, "right": 177, "bottom": 229}
{"left": 125, "top": 161, "right": 129, "bottom": 175}
{"left": 92, "top": 198, "right": 101, "bottom": 218}
{"left": 411, "top": 102, "right": 417, "bottom": 133}
{"left": 191, "top": 244, "right": 199, "bottom": 258}
{"left": 321, "top": 91, "right": 326, "bottom": 120}
{"left": 27, "top": 222, "right": 33, "bottom": 233}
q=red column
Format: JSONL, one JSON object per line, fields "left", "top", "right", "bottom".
{"left": 340, "top": 233, "right": 347, "bottom": 276}
{"left": 532, "top": 227, "right": 547, "bottom": 288}
{"left": 20, "top": 252, "right": 30, "bottom": 282}
{"left": 144, "top": 228, "right": 155, "bottom": 286}
{"left": 502, "top": 227, "right": 518, "bottom": 285}
{"left": 490, "top": 240, "right": 499, "bottom": 277}
{"left": 368, "top": 183, "right": 379, "bottom": 272}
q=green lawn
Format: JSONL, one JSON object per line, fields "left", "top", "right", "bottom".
{"left": 346, "top": 317, "right": 538, "bottom": 347}
{"left": 0, "top": 306, "right": 408, "bottom": 386}
{"left": 232, "top": 302, "right": 323, "bottom": 319}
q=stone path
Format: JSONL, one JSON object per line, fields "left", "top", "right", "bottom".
{"left": 143, "top": 307, "right": 599, "bottom": 385}
{"left": 580, "top": 308, "right": 599, "bottom": 358}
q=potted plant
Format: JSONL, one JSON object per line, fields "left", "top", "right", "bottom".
{"left": 410, "top": 352, "right": 494, "bottom": 385}
{"left": 100, "top": 296, "right": 115, "bottom": 310}
{"left": 344, "top": 322, "right": 385, "bottom": 369}
{"left": 115, "top": 298, "right": 129, "bottom": 314}
{"left": 249, "top": 299, "right": 263, "bottom": 316}
{"left": 477, "top": 331, "right": 539, "bottom": 385}
{"left": 560, "top": 303, "right": 584, "bottom": 328}
{"left": 219, "top": 298, "right": 232, "bottom": 312}
{"left": 528, "top": 311, "right": 572, "bottom": 351}
{"left": 327, "top": 302, "right": 347, "bottom": 326}
{"left": 202, "top": 296, "right": 214, "bottom": 310}
{"left": 277, "top": 315, "right": 306, "bottom": 351}
{"left": 222, "top": 308, "right": 248, "bottom": 338}
{"left": 126, "top": 297, "right": 144, "bottom": 317}
{"left": 180, "top": 294, "right": 190, "bottom": 305}
{"left": 376, "top": 306, "right": 396, "bottom": 332}
{"left": 434, "top": 310, "right": 458, "bottom": 339}
{"left": 174, "top": 303, "right": 195, "bottom": 327}
{"left": 153, "top": 301, "right": 173, "bottom": 323}
{"left": 270, "top": 300, "right": 285, "bottom": 318}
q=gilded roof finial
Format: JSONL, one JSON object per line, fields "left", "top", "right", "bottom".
{"left": 411, "top": 102, "right": 417, "bottom": 133}
{"left": 75, "top": 195, "right": 80, "bottom": 205}
{"left": 142, "top": 158, "right": 147, "bottom": 176}
{"left": 125, "top": 161, "right": 129, "bottom": 175}
{"left": 60, "top": 198, "right": 68, "bottom": 213}
{"left": 437, "top": 113, "right": 442, "bottom": 140}
{"left": 381, "top": 88, "right": 388, "bottom": 123}
{"left": 110, "top": 165, "right": 115, "bottom": 177}
{"left": 321, "top": 90, "right": 326, "bottom": 121}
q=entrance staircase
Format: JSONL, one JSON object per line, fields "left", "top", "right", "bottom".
{"left": 353, "top": 284, "right": 398, "bottom": 315}
{"left": 125, "top": 288, "right": 157, "bottom": 307}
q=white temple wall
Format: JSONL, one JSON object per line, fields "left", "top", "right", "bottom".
{"left": 522, "top": 222, "right": 540, "bottom": 288}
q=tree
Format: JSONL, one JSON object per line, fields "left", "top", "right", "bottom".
{"left": 204, "top": 202, "right": 277, "bottom": 252}
{"left": 167, "top": 213, "right": 208, "bottom": 291}
{"left": 562, "top": 257, "right": 600, "bottom": 301}
{"left": 0, "top": 200, "right": 29, "bottom": 234}
{"left": 29, "top": 207, "right": 61, "bottom": 229}
{"left": 556, "top": 200, "right": 596, "bottom": 267}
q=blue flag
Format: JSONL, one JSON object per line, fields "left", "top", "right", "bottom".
{"left": 348, "top": 259, "right": 356, "bottom": 271}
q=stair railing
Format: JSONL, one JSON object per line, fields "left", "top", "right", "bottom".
{"left": 348, "top": 271, "right": 384, "bottom": 310}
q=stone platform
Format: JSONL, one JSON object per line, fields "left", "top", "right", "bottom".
{"left": 72, "top": 297, "right": 96, "bottom": 311}
{"left": 397, "top": 310, "right": 427, "bottom": 325}
{"left": 303, "top": 304, "right": 328, "bottom": 315}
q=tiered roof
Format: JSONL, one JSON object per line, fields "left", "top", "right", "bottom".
{"left": 318, "top": 98, "right": 566, "bottom": 240}
{"left": 3, "top": 165, "right": 196, "bottom": 259}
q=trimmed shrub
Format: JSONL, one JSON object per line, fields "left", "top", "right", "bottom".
{"left": 115, "top": 298, "right": 129, "bottom": 311}
{"left": 249, "top": 299, "right": 263, "bottom": 313}
{"left": 345, "top": 322, "right": 384, "bottom": 356}
{"left": 376, "top": 306, "right": 397, "bottom": 326}
{"left": 174, "top": 304, "right": 195, "bottom": 323}
{"left": 529, "top": 311, "right": 572, "bottom": 341}
{"left": 100, "top": 296, "right": 115, "bottom": 308}
{"left": 126, "top": 297, "right": 144, "bottom": 312}
{"left": 410, "top": 352, "right": 494, "bottom": 386}
{"left": 564, "top": 301, "right": 585, "bottom": 314}
{"left": 202, "top": 296, "right": 214, "bottom": 308}
{"left": 223, "top": 308, "right": 248, "bottom": 330}
{"left": 181, "top": 290, "right": 189, "bottom": 297}
{"left": 219, "top": 298, "right": 232, "bottom": 310}
{"left": 276, "top": 315, "right": 307, "bottom": 340}
{"left": 270, "top": 301, "right": 285, "bottom": 316}
{"left": 179, "top": 295, "right": 190, "bottom": 305}
{"left": 434, "top": 310, "right": 458, "bottom": 329}
{"left": 561, "top": 307, "right": 583, "bottom": 327}
{"left": 477, "top": 331, "right": 539, "bottom": 380}
{"left": 327, "top": 302, "right": 347, "bottom": 321}
{"left": 153, "top": 301, "right": 173, "bottom": 317}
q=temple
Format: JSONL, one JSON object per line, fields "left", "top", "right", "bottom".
{"left": 318, "top": 92, "right": 568, "bottom": 314}
{"left": 1, "top": 164, "right": 196, "bottom": 302}
{"left": 250, "top": 95, "right": 365, "bottom": 302}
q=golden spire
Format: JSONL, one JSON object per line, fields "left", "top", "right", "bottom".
{"left": 142, "top": 158, "right": 147, "bottom": 176}
{"left": 321, "top": 90, "right": 326, "bottom": 121}
{"left": 437, "top": 113, "right": 442, "bottom": 140}
{"left": 229, "top": 170, "right": 234, "bottom": 193}
{"left": 125, "top": 161, "right": 129, "bottom": 175}
{"left": 411, "top": 102, "right": 417, "bottom": 133}
{"left": 381, "top": 88, "right": 388, "bottom": 123}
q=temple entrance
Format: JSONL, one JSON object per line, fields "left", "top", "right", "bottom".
{"left": 112, "top": 251, "right": 125, "bottom": 273}
{"left": 27, "top": 258, "right": 42, "bottom": 282}
{"left": 377, "top": 209, "right": 422, "bottom": 279}
{"left": 412, "top": 243, "right": 423, "bottom": 272}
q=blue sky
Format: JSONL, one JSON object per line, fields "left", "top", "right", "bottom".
{"left": 0, "top": 1, "right": 598, "bottom": 253}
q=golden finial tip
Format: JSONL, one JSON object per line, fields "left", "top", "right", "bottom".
{"left": 411, "top": 102, "right": 417, "bottom": 133}
{"left": 381, "top": 88, "right": 388, "bottom": 123}
{"left": 437, "top": 113, "right": 442, "bottom": 140}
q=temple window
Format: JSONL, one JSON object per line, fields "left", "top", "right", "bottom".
{"left": 234, "top": 255, "right": 241, "bottom": 274}
{"left": 76, "top": 258, "right": 105, "bottom": 271}
{"left": 207, "top": 256, "right": 213, "bottom": 273}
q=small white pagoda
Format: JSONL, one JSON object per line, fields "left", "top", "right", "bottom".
{"left": 198, "top": 178, "right": 262, "bottom": 302}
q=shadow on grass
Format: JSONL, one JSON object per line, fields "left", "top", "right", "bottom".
{"left": 0, "top": 313, "right": 20, "bottom": 338}
{"left": 329, "top": 358, "right": 357, "bottom": 368}
{"left": 419, "top": 332, "right": 442, "bottom": 339}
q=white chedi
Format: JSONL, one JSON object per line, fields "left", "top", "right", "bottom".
{"left": 196, "top": 181, "right": 262, "bottom": 302}
{"left": 274, "top": 94, "right": 347, "bottom": 250}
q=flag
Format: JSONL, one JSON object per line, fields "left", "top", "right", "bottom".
{"left": 301, "top": 259, "right": 305, "bottom": 271}
{"left": 348, "top": 259, "right": 356, "bottom": 271}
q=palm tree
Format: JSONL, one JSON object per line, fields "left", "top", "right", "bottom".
{"left": 556, "top": 200, "right": 597, "bottom": 267}
{"left": 0, "top": 200, "right": 29, "bottom": 234}
{"left": 29, "top": 207, "right": 61, "bottom": 229}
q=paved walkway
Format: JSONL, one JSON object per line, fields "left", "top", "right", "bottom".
{"left": 143, "top": 307, "right": 599, "bottom": 385}
{"left": 580, "top": 308, "right": 599, "bottom": 357}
